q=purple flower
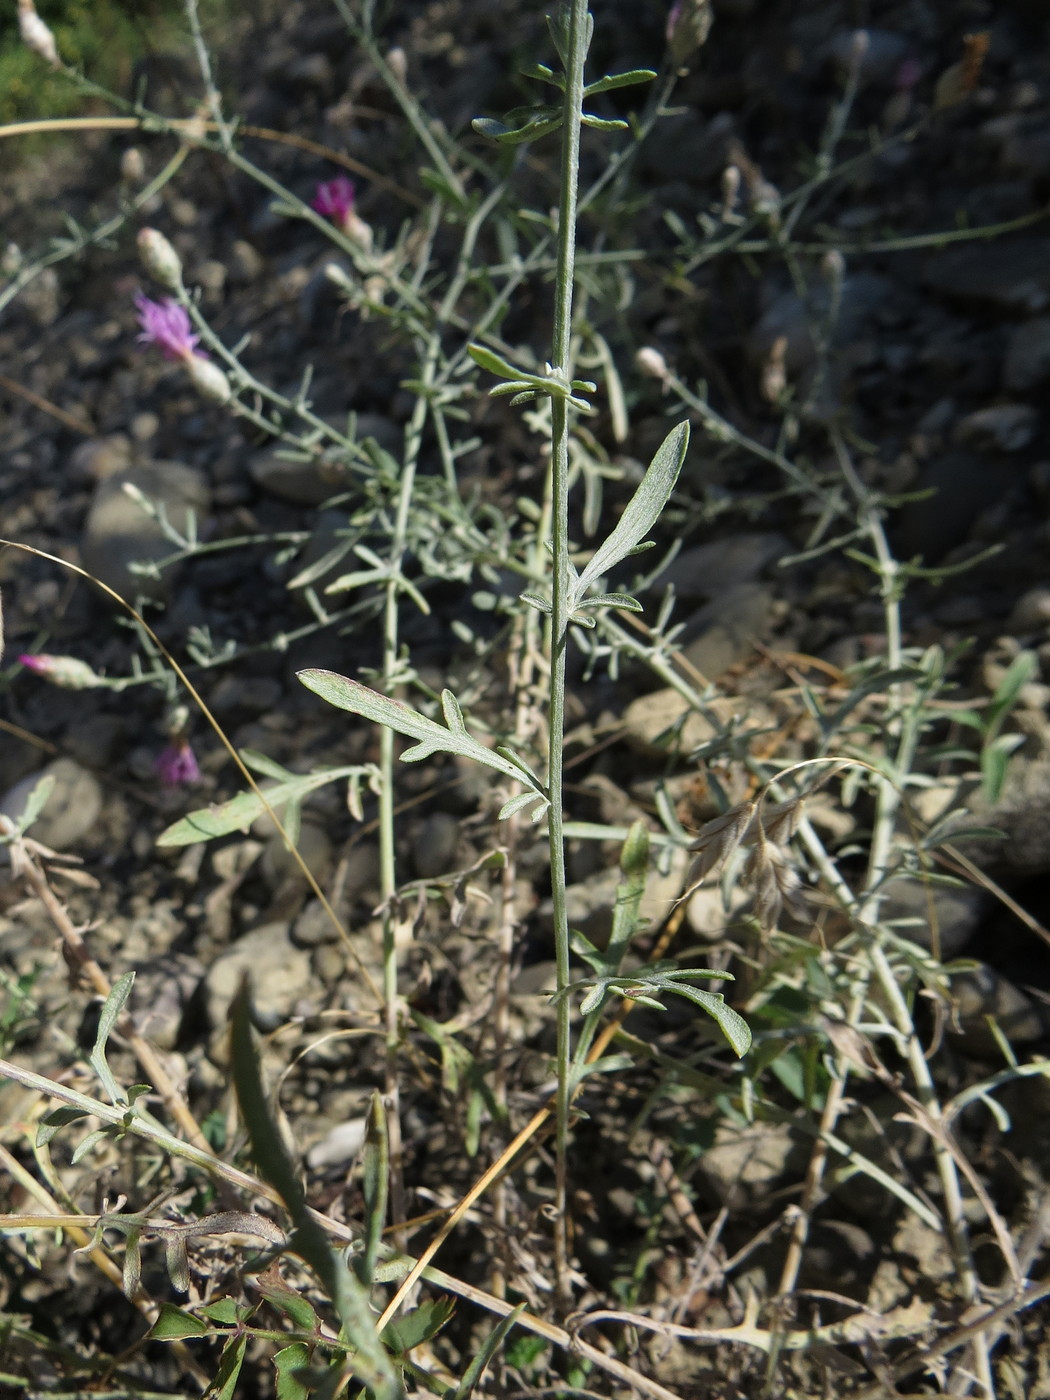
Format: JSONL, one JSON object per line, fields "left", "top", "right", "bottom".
{"left": 134, "top": 293, "right": 204, "bottom": 362}
{"left": 311, "top": 176, "right": 356, "bottom": 226}
{"left": 154, "top": 741, "right": 201, "bottom": 787}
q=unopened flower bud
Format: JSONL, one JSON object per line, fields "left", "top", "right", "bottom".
{"left": 667, "top": 0, "right": 713, "bottom": 67}
{"left": 386, "top": 46, "right": 408, "bottom": 86}
{"left": 18, "top": 653, "right": 101, "bottom": 689}
{"left": 137, "top": 227, "right": 183, "bottom": 292}
{"left": 121, "top": 147, "right": 146, "bottom": 184}
{"left": 849, "top": 29, "right": 870, "bottom": 75}
{"left": 342, "top": 209, "right": 374, "bottom": 254}
{"left": 17, "top": 0, "right": 59, "bottom": 69}
{"left": 184, "top": 354, "right": 231, "bottom": 404}
{"left": 721, "top": 164, "right": 741, "bottom": 218}
{"left": 821, "top": 248, "right": 846, "bottom": 287}
{"left": 636, "top": 347, "right": 670, "bottom": 384}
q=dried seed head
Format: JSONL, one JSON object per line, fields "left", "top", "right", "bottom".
{"left": 743, "top": 836, "right": 804, "bottom": 931}
{"left": 688, "top": 802, "right": 755, "bottom": 879}
{"left": 752, "top": 795, "right": 806, "bottom": 846}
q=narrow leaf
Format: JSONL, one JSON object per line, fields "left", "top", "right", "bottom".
{"left": 18, "top": 775, "right": 55, "bottom": 834}
{"left": 449, "top": 1305, "right": 525, "bottom": 1399}
{"left": 91, "top": 971, "right": 136, "bottom": 1105}
{"left": 584, "top": 68, "right": 657, "bottom": 95}
{"left": 580, "top": 114, "right": 629, "bottom": 131}
{"left": 574, "top": 422, "right": 689, "bottom": 599}
{"left": 357, "top": 1091, "right": 388, "bottom": 1289}
{"left": 230, "top": 986, "right": 399, "bottom": 1398}
{"left": 467, "top": 342, "right": 531, "bottom": 382}
{"left": 574, "top": 592, "right": 642, "bottom": 612}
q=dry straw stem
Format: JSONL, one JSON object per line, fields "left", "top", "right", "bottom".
{"left": 0, "top": 540, "right": 382, "bottom": 1008}
{"left": 0, "top": 115, "right": 423, "bottom": 209}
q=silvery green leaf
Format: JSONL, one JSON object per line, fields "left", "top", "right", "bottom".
{"left": 17, "top": 775, "right": 55, "bottom": 835}
{"left": 489, "top": 379, "right": 538, "bottom": 397}
{"left": 71, "top": 1126, "right": 113, "bottom": 1164}
{"left": 570, "top": 613, "right": 597, "bottom": 628}
{"left": 498, "top": 791, "right": 546, "bottom": 821}
{"left": 467, "top": 344, "right": 530, "bottom": 379}
{"left": 584, "top": 68, "right": 657, "bottom": 95}
{"left": 509, "top": 391, "right": 540, "bottom": 406}
{"left": 520, "top": 592, "right": 552, "bottom": 615}
{"left": 298, "top": 671, "right": 546, "bottom": 796}
{"left": 581, "top": 114, "right": 629, "bottom": 131}
{"left": 579, "top": 984, "right": 605, "bottom": 1015}
{"left": 91, "top": 971, "right": 136, "bottom": 1106}
{"left": 575, "top": 592, "right": 642, "bottom": 612}
{"left": 573, "top": 422, "right": 689, "bottom": 603}
{"left": 521, "top": 61, "right": 562, "bottom": 87}
{"left": 494, "top": 746, "right": 543, "bottom": 787}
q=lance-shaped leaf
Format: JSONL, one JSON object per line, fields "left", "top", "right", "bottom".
{"left": 297, "top": 671, "right": 548, "bottom": 805}
{"left": 157, "top": 764, "right": 363, "bottom": 848}
{"left": 584, "top": 68, "right": 657, "bottom": 96}
{"left": 90, "top": 971, "right": 136, "bottom": 1106}
{"left": 572, "top": 421, "right": 689, "bottom": 606}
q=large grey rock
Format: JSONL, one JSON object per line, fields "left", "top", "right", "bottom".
{"left": 0, "top": 758, "right": 103, "bottom": 851}
{"left": 660, "top": 533, "right": 787, "bottom": 603}
{"left": 954, "top": 404, "right": 1038, "bottom": 453}
{"left": 1003, "top": 317, "right": 1050, "bottom": 391}
{"left": 80, "top": 461, "right": 210, "bottom": 602}
{"left": 924, "top": 238, "right": 1050, "bottom": 315}
{"left": 249, "top": 447, "right": 349, "bottom": 505}
{"left": 203, "top": 922, "right": 313, "bottom": 1033}
{"left": 879, "top": 876, "right": 984, "bottom": 958}
{"left": 622, "top": 688, "right": 759, "bottom": 758}
{"left": 951, "top": 964, "right": 1046, "bottom": 1056}
{"left": 680, "top": 583, "right": 779, "bottom": 679}
{"left": 697, "top": 1121, "right": 803, "bottom": 1208}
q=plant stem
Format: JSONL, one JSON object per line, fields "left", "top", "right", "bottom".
{"left": 547, "top": 0, "right": 590, "bottom": 1308}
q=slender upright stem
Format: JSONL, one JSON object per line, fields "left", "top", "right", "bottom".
{"left": 546, "top": 0, "right": 590, "bottom": 1307}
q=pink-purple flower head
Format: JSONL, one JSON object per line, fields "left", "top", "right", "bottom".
{"left": 18, "top": 653, "right": 100, "bottom": 689}
{"left": 134, "top": 293, "right": 205, "bottom": 362}
{"left": 154, "top": 740, "right": 201, "bottom": 787}
{"left": 312, "top": 176, "right": 356, "bottom": 226}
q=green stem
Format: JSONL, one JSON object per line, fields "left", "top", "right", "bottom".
{"left": 547, "top": 0, "right": 590, "bottom": 1307}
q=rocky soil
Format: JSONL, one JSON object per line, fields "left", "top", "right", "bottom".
{"left": 3, "top": 0, "right": 1050, "bottom": 1395}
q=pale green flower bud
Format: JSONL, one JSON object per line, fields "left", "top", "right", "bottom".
{"left": 18, "top": 653, "right": 101, "bottom": 689}
{"left": 184, "top": 354, "right": 232, "bottom": 404}
{"left": 137, "top": 227, "right": 183, "bottom": 292}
